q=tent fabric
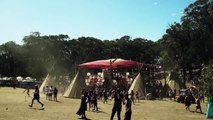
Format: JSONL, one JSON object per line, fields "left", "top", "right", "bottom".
{"left": 168, "top": 80, "right": 180, "bottom": 91}
{"left": 167, "top": 80, "right": 180, "bottom": 95}
{"left": 63, "top": 71, "right": 88, "bottom": 98}
{"left": 78, "top": 58, "right": 143, "bottom": 69}
{"left": 157, "top": 71, "right": 170, "bottom": 86}
{"left": 167, "top": 72, "right": 180, "bottom": 94}
{"left": 39, "top": 73, "right": 51, "bottom": 94}
{"left": 128, "top": 73, "right": 145, "bottom": 99}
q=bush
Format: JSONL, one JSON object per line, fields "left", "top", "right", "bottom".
{"left": 201, "top": 61, "right": 213, "bottom": 102}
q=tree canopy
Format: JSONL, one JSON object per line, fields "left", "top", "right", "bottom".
{"left": 0, "top": 0, "right": 213, "bottom": 91}
{"left": 0, "top": 33, "right": 157, "bottom": 80}
{"left": 158, "top": 0, "right": 213, "bottom": 87}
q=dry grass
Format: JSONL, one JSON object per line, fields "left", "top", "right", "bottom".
{"left": 0, "top": 87, "right": 207, "bottom": 120}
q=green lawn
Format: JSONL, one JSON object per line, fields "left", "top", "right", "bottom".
{"left": 0, "top": 87, "right": 207, "bottom": 120}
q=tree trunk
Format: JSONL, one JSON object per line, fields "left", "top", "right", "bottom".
{"left": 182, "top": 57, "right": 186, "bottom": 88}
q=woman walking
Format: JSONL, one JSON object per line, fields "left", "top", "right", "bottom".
{"left": 76, "top": 91, "right": 88, "bottom": 119}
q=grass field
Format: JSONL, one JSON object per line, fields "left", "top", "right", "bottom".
{"left": 0, "top": 87, "right": 207, "bottom": 120}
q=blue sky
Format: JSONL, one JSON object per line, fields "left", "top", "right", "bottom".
{"left": 0, "top": 0, "right": 195, "bottom": 45}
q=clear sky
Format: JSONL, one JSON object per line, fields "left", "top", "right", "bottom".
{"left": 0, "top": 0, "right": 195, "bottom": 45}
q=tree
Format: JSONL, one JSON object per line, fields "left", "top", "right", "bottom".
{"left": 22, "top": 33, "right": 71, "bottom": 78}
{"left": 201, "top": 60, "right": 213, "bottom": 102}
{"left": 0, "top": 42, "right": 24, "bottom": 77}
{"left": 160, "top": 23, "right": 192, "bottom": 87}
{"left": 159, "top": 0, "right": 213, "bottom": 86}
{"left": 182, "top": 0, "right": 213, "bottom": 63}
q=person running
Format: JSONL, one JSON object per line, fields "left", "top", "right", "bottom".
{"left": 23, "top": 83, "right": 30, "bottom": 97}
{"left": 124, "top": 93, "right": 132, "bottom": 120}
{"left": 29, "top": 85, "right": 44, "bottom": 108}
{"left": 110, "top": 89, "right": 124, "bottom": 120}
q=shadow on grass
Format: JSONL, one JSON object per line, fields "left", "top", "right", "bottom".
{"left": 87, "top": 108, "right": 107, "bottom": 114}
{"left": 46, "top": 100, "right": 63, "bottom": 103}
{"left": 133, "top": 102, "right": 144, "bottom": 105}
{"left": 55, "top": 100, "right": 62, "bottom": 103}
{"left": 30, "top": 107, "right": 46, "bottom": 111}
{"left": 78, "top": 117, "right": 92, "bottom": 120}
{"left": 190, "top": 111, "right": 205, "bottom": 115}
{"left": 91, "top": 110, "right": 106, "bottom": 114}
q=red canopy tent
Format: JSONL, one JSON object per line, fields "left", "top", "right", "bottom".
{"left": 78, "top": 58, "right": 143, "bottom": 69}
{"left": 63, "top": 58, "right": 144, "bottom": 99}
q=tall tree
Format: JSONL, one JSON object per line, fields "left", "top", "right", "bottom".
{"left": 0, "top": 42, "right": 24, "bottom": 76}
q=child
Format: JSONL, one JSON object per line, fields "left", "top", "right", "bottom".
{"left": 195, "top": 96, "right": 203, "bottom": 113}
{"left": 184, "top": 95, "right": 191, "bottom": 111}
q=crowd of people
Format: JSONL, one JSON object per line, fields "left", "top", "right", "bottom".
{"left": 20, "top": 82, "right": 205, "bottom": 120}
{"left": 44, "top": 85, "right": 58, "bottom": 102}
{"left": 85, "top": 72, "right": 135, "bottom": 90}
{"left": 18, "top": 73, "right": 205, "bottom": 120}
{"left": 74, "top": 81, "right": 205, "bottom": 119}
{"left": 75, "top": 87, "right": 141, "bottom": 120}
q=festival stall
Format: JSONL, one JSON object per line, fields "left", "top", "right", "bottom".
{"left": 63, "top": 58, "right": 144, "bottom": 98}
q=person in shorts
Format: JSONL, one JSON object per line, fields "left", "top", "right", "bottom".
{"left": 29, "top": 85, "right": 44, "bottom": 108}
{"left": 45, "top": 86, "right": 49, "bottom": 100}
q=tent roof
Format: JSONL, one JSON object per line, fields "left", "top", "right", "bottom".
{"left": 78, "top": 58, "right": 143, "bottom": 69}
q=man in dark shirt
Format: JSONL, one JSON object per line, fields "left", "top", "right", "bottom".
{"left": 29, "top": 85, "right": 44, "bottom": 108}
{"left": 110, "top": 89, "right": 124, "bottom": 120}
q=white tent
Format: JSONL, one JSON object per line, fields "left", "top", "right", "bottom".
{"left": 128, "top": 73, "right": 145, "bottom": 99}
{"left": 63, "top": 71, "right": 88, "bottom": 98}
{"left": 168, "top": 79, "right": 180, "bottom": 90}
{"left": 167, "top": 72, "right": 180, "bottom": 94}
{"left": 39, "top": 73, "right": 51, "bottom": 94}
{"left": 16, "top": 76, "right": 23, "bottom": 82}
